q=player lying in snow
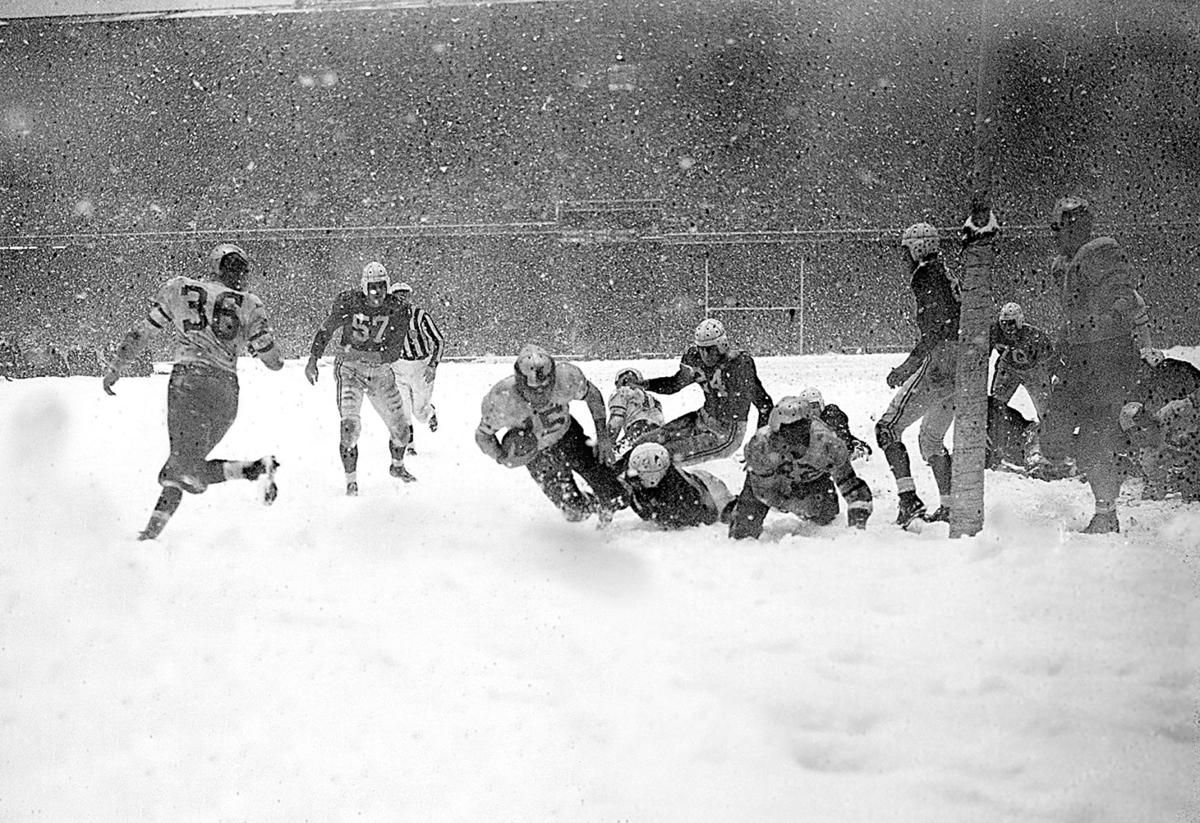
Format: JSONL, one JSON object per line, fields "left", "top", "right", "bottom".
{"left": 475, "top": 344, "right": 625, "bottom": 524}
{"left": 1120, "top": 377, "right": 1200, "bottom": 502}
{"left": 618, "top": 442, "right": 735, "bottom": 530}
{"left": 728, "top": 395, "right": 874, "bottom": 540}
{"left": 606, "top": 367, "right": 664, "bottom": 457}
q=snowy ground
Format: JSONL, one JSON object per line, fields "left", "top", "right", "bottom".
{"left": 1, "top": 352, "right": 1197, "bottom": 823}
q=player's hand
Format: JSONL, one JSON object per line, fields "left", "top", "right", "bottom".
{"left": 101, "top": 369, "right": 120, "bottom": 396}
{"left": 960, "top": 194, "right": 999, "bottom": 247}
{"left": 304, "top": 358, "right": 319, "bottom": 385}
{"left": 1139, "top": 347, "right": 1165, "bottom": 368}
{"left": 850, "top": 439, "right": 873, "bottom": 460}
{"left": 886, "top": 367, "right": 908, "bottom": 389}
{"left": 423, "top": 364, "right": 437, "bottom": 383}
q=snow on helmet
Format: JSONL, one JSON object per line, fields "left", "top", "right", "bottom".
{"left": 796, "top": 386, "right": 825, "bottom": 416}
{"left": 615, "top": 367, "right": 642, "bottom": 387}
{"left": 1050, "top": 196, "right": 1090, "bottom": 232}
{"left": 693, "top": 318, "right": 729, "bottom": 349}
{"left": 514, "top": 344, "right": 556, "bottom": 391}
{"left": 208, "top": 243, "right": 250, "bottom": 291}
{"left": 390, "top": 281, "right": 413, "bottom": 295}
{"left": 361, "top": 261, "right": 390, "bottom": 294}
{"left": 768, "top": 396, "right": 811, "bottom": 431}
{"left": 998, "top": 302, "right": 1024, "bottom": 330}
{"left": 627, "top": 442, "right": 671, "bottom": 488}
{"left": 900, "top": 222, "right": 940, "bottom": 261}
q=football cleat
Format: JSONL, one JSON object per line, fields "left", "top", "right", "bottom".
{"left": 428, "top": 408, "right": 439, "bottom": 432}
{"left": 924, "top": 505, "right": 950, "bottom": 523}
{"left": 346, "top": 481, "right": 359, "bottom": 497}
{"left": 390, "top": 463, "right": 417, "bottom": 482}
{"left": 1081, "top": 511, "right": 1120, "bottom": 534}
{"left": 137, "top": 511, "right": 172, "bottom": 541}
{"left": 244, "top": 456, "right": 279, "bottom": 505}
{"left": 895, "top": 491, "right": 927, "bottom": 529}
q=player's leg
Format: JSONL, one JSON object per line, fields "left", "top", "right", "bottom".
{"left": 367, "top": 366, "right": 416, "bottom": 482}
{"left": 525, "top": 445, "right": 594, "bottom": 521}
{"left": 556, "top": 419, "right": 625, "bottom": 522}
{"left": 687, "top": 468, "right": 735, "bottom": 525}
{"left": 918, "top": 391, "right": 956, "bottom": 521}
{"left": 336, "top": 360, "right": 367, "bottom": 495}
{"left": 876, "top": 361, "right": 931, "bottom": 525}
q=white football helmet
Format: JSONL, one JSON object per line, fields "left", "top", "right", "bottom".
{"left": 998, "top": 302, "right": 1024, "bottom": 332}
{"left": 768, "top": 396, "right": 811, "bottom": 431}
{"left": 514, "top": 344, "right": 556, "bottom": 391}
{"left": 796, "top": 386, "right": 825, "bottom": 416}
{"left": 390, "top": 281, "right": 413, "bottom": 296}
{"left": 694, "top": 318, "right": 729, "bottom": 350}
{"left": 627, "top": 442, "right": 671, "bottom": 488}
{"left": 615, "top": 367, "right": 642, "bottom": 387}
{"left": 208, "top": 243, "right": 250, "bottom": 290}
{"left": 901, "top": 223, "right": 940, "bottom": 262}
{"left": 361, "top": 261, "right": 390, "bottom": 293}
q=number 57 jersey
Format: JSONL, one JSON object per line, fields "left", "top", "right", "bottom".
{"left": 146, "top": 275, "right": 277, "bottom": 374}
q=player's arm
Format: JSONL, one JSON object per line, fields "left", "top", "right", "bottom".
{"left": 102, "top": 287, "right": 175, "bottom": 395}
{"left": 830, "top": 458, "right": 873, "bottom": 529}
{"left": 642, "top": 353, "right": 700, "bottom": 395}
{"left": 475, "top": 421, "right": 505, "bottom": 463}
{"left": 305, "top": 297, "right": 349, "bottom": 383}
{"left": 583, "top": 380, "right": 615, "bottom": 464}
{"left": 742, "top": 355, "right": 774, "bottom": 423}
{"left": 245, "top": 299, "right": 284, "bottom": 371}
{"left": 607, "top": 388, "right": 629, "bottom": 436}
{"left": 422, "top": 311, "right": 445, "bottom": 379}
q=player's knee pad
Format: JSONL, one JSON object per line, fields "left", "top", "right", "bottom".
{"left": 339, "top": 416, "right": 361, "bottom": 447}
{"left": 158, "top": 460, "right": 207, "bottom": 494}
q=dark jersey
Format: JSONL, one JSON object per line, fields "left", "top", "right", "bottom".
{"left": 309, "top": 290, "right": 412, "bottom": 363}
{"left": 908, "top": 257, "right": 961, "bottom": 361}
{"left": 643, "top": 347, "right": 773, "bottom": 429}
{"left": 626, "top": 467, "right": 719, "bottom": 530}
{"left": 989, "top": 322, "right": 1057, "bottom": 373}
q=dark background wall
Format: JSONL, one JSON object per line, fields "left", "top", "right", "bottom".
{"left": 1, "top": 0, "right": 1197, "bottom": 359}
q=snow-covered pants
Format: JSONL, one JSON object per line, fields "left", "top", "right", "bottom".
{"left": 391, "top": 356, "right": 437, "bottom": 427}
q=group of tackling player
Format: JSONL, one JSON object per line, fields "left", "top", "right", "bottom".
{"left": 100, "top": 194, "right": 1200, "bottom": 541}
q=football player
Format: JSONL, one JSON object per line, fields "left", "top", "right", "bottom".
{"left": 619, "top": 442, "right": 734, "bottom": 530}
{"left": 621, "top": 318, "right": 773, "bottom": 467}
{"left": 988, "top": 301, "right": 1059, "bottom": 464}
{"left": 101, "top": 242, "right": 284, "bottom": 540}
{"left": 475, "top": 344, "right": 624, "bottom": 524}
{"left": 606, "top": 367, "right": 664, "bottom": 456}
{"left": 729, "top": 396, "right": 874, "bottom": 539}
{"left": 790, "top": 386, "right": 873, "bottom": 461}
{"left": 305, "top": 261, "right": 415, "bottom": 494}
{"left": 876, "top": 220, "right": 968, "bottom": 527}
{"left": 1031, "top": 198, "right": 1161, "bottom": 533}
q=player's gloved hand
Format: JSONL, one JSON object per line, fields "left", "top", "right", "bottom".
{"left": 850, "top": 439, "right": 873, "bottom": 460}
{"left": 886, "top": 366, "right": 911, "bottom": 389}
{"left": 102, "top": 368, "right": 120, "bottom": 396}
{"left": 304, "top": 357, "right": 319, "bottom": 385}
{"left": 1139, "top": 347, "right": 1165, "bottom": 368}
{"left": 595, "top": 435, "right": 615, "bottom": 466}
{"left": 423, "top": 363, "right": 437, "bottom": 383}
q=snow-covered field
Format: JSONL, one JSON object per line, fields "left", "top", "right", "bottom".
{"left": 1, "top": 351, "right": 1197, "bottom": 822}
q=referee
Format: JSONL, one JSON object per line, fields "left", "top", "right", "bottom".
{"left": 389, "top": 280, "right": 445, "bottom": 452}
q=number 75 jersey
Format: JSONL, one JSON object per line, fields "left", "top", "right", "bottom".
{"left": 146, "top": 275, "right": 277, "bottom": 374}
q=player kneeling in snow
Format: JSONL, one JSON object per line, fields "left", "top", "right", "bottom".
{"left": 619, "top": 442, "right": 735, "bottom": 530}
{"left": 1120, "top": 387, "right": 1200, "bottom": 503}
{"left": 475, "top": 344, "right": 626, "bottom": 524}
{"left": 728, "top": 396, "right": 874, "bottom": 540}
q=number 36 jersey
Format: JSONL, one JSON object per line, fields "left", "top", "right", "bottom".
{"left": 146, "top": 275, "right": 277, "bottom": 374}
{"left": 478, "top": 361, "right": 591, "bottom": 451}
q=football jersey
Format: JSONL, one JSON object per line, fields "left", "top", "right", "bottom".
{"left": 607, "top": 385, "right": 665, "bottom": 434}
{"left": 145, "top": 275, "right": 276, "bottom": 374}
{"left": 310, "top": 290, "right": 411, "bottom": 362}
{"left": 644, "top": 347, "right": 774, "bottom": 429}
{"left": 478, "top": 361, "right": 591, "bottom": 450}
{"left": 989, "top": 322, "right": 1056, "bottom": 372}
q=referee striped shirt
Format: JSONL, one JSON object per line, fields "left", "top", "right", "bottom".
{"left": 400, "top": 306, "right": 444, "bottom": 361}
